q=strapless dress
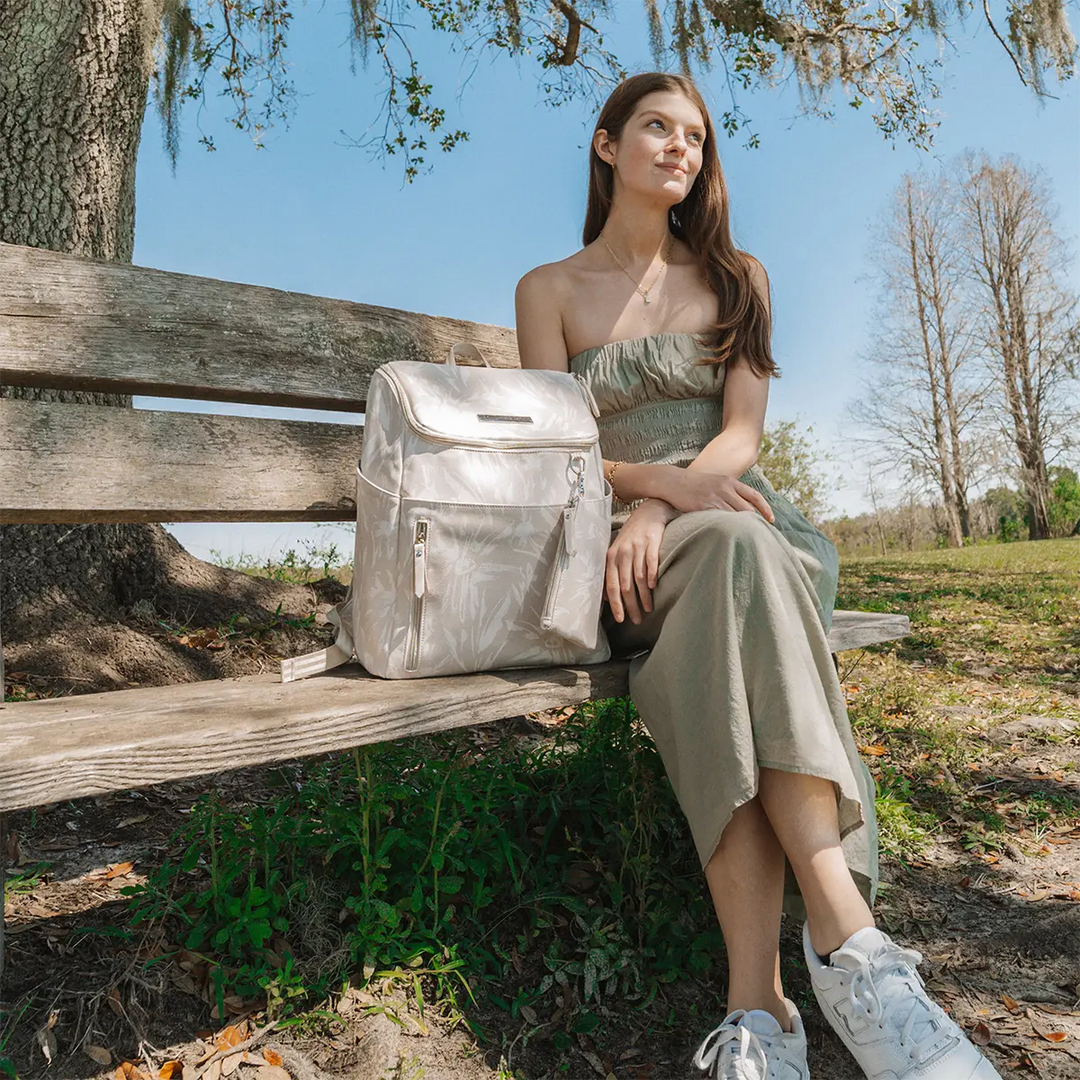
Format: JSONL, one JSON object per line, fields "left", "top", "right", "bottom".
{"left": 570, "top": 330, "right": 878, "bottom": 916}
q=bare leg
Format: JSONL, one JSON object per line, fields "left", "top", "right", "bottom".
{"left": 704, "top": 796, "right": 790, "bottom": 1029}
{"left": 756, "top": 767, "right": 875, "bottom": 958}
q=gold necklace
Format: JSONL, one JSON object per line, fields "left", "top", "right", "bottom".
{"left": 600, "top": 231, "right": 673, "bottom": 305}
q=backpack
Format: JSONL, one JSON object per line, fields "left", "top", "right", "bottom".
{"left": 282, "top": 342, "right": 612, "bottom": 681}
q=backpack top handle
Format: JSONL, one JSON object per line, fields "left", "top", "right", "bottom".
{"left": 446, "top": 342, "right": 493, "bottom": 368}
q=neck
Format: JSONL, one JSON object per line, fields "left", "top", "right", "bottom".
{"left": 599, "top": 204, "right": 674, "bottom": 265}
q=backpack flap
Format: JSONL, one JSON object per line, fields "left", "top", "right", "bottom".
{"left": 381, "top": 361, "right": 600, "bottom": 448}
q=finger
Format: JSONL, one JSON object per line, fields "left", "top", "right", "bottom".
{"left": 646, "top": 538, "right": 660, "bottom": 590}
{"left": 737, "top": 483, "right": 775, "bottom": 522}
{"left": 605, "top": 556, "right": 624, "bottom": 621}
{"left": 621, "top": 579, "right": 644, "bottom": 624}
{"left": 618, "top": 555, "right": 644, "bottom": 623}
{"left": 633, "top": 546, "right": 652, "bottom": 613}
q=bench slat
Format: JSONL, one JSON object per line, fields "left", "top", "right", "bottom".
{"left": 0, "top": 612, "right": 909, "bottom": 812}
{"left": 0, "top": 241, "right": 520, "bottom": 409}
{"left": 0, "top": 399, "right": 363, "bottom": 523}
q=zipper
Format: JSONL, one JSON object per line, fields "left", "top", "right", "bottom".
{"left": 383, "top": 367, "right": 599, "bottom": 450}
{"left": 405, "top": 519, "right": 428, "bottom": 670}
{"left": 541, "top": 455, "right": 586, "bottom": 630}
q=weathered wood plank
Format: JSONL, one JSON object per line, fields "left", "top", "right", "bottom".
{"left": 827, "top": 610, "right": 911, "bottom": 653}
{"left": 0, "top": 662, "right": 632, "bottom": 812}
{"left": 0, "top": 611, "right": 909, "bottom": 812}
{"left": 0, "top": 399, "right": 363, "bottom": 522}
{"left": 0, "top": 241, "right": 520, "bottom": 409}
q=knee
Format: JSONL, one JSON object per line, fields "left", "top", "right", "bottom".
{"left": 689, "top": 508, "right": 772, "bottom": 545}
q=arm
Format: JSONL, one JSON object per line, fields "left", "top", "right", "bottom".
{"left": 606, "top": 255, "right": 773, "bottom": 514}
{"left": 514, "top": 265, "right": 571, "bottom": 371}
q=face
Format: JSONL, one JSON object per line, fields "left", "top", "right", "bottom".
{"left": 595, "top": 89, "right": 706, "bottom": 199}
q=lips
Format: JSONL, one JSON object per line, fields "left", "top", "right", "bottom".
{"left": 658, "top": 163, "right": 685, "bottom": 174}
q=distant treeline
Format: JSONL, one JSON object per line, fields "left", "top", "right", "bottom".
{"left": 822, "top": 467, "right": 1080, "bottom": 557}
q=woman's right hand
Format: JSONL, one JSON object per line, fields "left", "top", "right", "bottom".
{"left": 665, "top": 468, "right": 775, "bottom": 523}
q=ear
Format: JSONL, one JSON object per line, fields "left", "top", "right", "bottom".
{"left": 593, "top": 128, "right": 615, "bottom": 168}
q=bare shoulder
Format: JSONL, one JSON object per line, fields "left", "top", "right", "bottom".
{"left": 514, "top": 259, "right": 575, "bottom": 370}
{"left": 515, "top": 259, "right": 572, "bottom": 303}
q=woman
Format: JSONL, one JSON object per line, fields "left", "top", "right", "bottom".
{"left": 515, "top": 73, "right": 1000, "bottom": 1080}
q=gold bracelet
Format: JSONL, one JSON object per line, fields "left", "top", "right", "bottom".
{"left": 605, "top": 460, "right": 626, "bottom": 502}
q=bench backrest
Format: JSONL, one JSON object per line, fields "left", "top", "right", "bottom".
{"left": 0, "top": 240, "right": 521, "bottom": 525}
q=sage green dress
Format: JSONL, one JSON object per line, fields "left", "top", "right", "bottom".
{"left": 569, "top": 331, "right": 878, "bottom": 919}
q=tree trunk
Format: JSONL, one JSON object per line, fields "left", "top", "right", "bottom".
{"left": 904, "top": 186, "right": 964, "bottom": 548}
{"left": 0, "top": 0, "right": 339, "bottom": 700}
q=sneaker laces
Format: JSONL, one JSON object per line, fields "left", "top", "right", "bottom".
{"left": 693, "top": 1016, "right": 770, "bottom": 1079}
{"left": 835, "top": 940, "right": 952, "bottom": 1064}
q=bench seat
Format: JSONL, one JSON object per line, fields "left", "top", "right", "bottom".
{"left": 0, "top": 611, "right": 909, "bottom": 813}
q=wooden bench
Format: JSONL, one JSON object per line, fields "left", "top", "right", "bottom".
{"left": 0, "top": 239, "right": 910, "bottom": 974}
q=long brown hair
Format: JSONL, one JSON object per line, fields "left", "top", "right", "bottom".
{"left": 582, "top": 72, "right": 779, "bottom": 379}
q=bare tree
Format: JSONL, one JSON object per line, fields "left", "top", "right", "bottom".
{"left": 846, "top": 170, "right": 994, "bottom": 547}
{"left": 953, "top": 151, "right": 1080, "bottom": 539}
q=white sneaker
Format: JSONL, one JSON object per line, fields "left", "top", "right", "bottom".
{"left": 802, "top": 922, "right": 1003, "bottom": 1079}
{"left": 692, "top": 997, "right": 809, "bottom": 1079}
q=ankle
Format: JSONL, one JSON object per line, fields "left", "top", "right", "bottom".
{"left": 725, "top": 994, "right": 792, "bottom": 1033}
{"left": 807, "top": 913, "right": 875, "bottom": 960}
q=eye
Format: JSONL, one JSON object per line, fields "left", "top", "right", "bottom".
{"left": 648, "top": 119, "right": 703, "bottom": 143}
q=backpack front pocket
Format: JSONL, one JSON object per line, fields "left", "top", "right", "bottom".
{"left": 398, "top": 498, "right": 607, "bottom": 676}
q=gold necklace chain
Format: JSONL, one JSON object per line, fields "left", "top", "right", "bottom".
{"left": 599, "top": 231, "right": 673, "bottom": 305}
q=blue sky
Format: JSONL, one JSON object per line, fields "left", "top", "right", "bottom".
{"left": 131, "top": 4, "right": 1079, "bottom": 566}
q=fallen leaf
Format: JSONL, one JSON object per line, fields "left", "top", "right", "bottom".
{"left": 254, "top": 1068, "right": 290, "bottom": 1080}
{"left": 158, "top": 1063, "right": 184, "bottom": 1078}
{"left": 1002, "top": 994, "right": 1020, "bottom": 1012}
{"left": 214, "top": 1025, "right": 246, "bottom": 1052}
{"left": 117, "top": 815, "right": 149, "bottom": 828}
{"left": 1040, "top": 1031, "right": 1068, "bottom": 1042}
{"left": 262, "top": 1049, "right": 283, "bottom": 1067}
{"left": 85, "top": 1044, "right": 113, "bottom": 1065}
{"left": 114, "top": 1064, "right": 148, "bottom": 1080}
{"left": 107, "top": 985, "right": 124, "bottom": 1016}
{"left": 859, "top": 744, "right": 888, "bottom": 756}
{"left": 970, "top": 1021, "right": 993, "bottom": 1046}
{"left": 36, "top": 1022, "right": 57, "bottom": 1064}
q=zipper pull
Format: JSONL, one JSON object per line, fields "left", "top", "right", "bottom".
{"left": 572, "top": 372, "right": 601, "bottom": 418}
{"left": 413, "top": 523, "right": 428, "bottom": 597}
{"left": 562, "top": 502, "right": 578, "bottom": 558}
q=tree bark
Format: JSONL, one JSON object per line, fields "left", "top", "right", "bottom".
{"left": 0, "top": 0, "right": 337, "bottom": 700}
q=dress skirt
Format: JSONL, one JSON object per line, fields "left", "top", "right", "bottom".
{"left": 600, "top": 505, "right": 879, "bottom": 920}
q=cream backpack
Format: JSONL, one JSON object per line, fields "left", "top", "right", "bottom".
{"left": 282, "top": 342, "right": 612, "bottom": 681}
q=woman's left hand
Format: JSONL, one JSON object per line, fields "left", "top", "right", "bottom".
{"left": 605, "top": 499, "right": 679, "bottom": 624}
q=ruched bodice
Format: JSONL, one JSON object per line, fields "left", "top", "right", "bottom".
{"left": 568, "top": 329, "right": 840, "bottom": 632}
